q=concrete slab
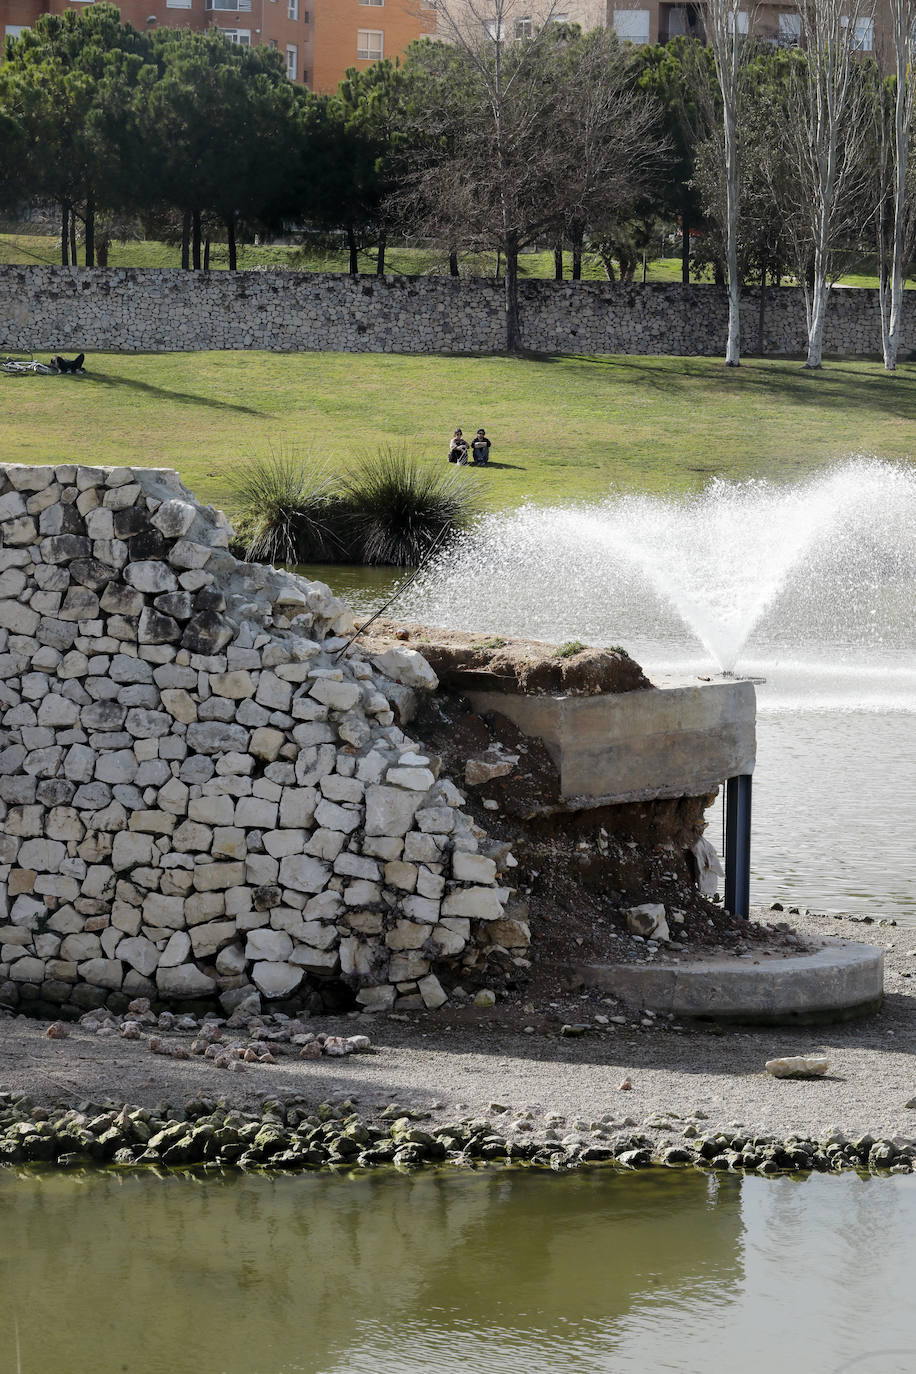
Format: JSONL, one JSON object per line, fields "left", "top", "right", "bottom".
{"left": 467, "top": 677, "right": 756, "bottom": 806}
{"left": 571, "top": 939, "right": 884, "bottom": 1025}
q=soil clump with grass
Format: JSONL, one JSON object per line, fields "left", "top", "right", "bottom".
{"left": 366, "top": 620, "right": 651, "bottom": 695}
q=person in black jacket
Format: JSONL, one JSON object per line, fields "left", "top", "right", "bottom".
{"left": 471, "top": 428, "right": 491, "bottom": 465}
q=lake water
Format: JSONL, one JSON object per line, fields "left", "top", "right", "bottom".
{"left": 300, "top": 563, "right": 916, "bottom": 923}
{"left": 2, "top": 1166, "right": 916, "bottom": 1374}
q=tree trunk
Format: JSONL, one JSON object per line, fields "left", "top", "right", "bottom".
{"left": 84, "top": 194, "right": 95, "bottom": 268}
{"left": 226, "top": 214, "right": 237, "bottom": 271}
{"left": 757, "top": 257, "right": 767, "bottom": 355}
{"left": 96, "top": 236, "right": 109, "bottom": 268}
{"left": 722, "top": 95, "right": 741, "bottom": 366}
{"left": 681, "top": 214, "right": 690, "bottom": 283}
{"left": 805, "top": 272, "right": 829, "bottom": 368}
{"left": 376, "top": 230, "right": 386, "bottom": 276}
{"left": 61, "top": 203, "right": 69, "bottom": 266}
{"left": 449, "top": 247, "right": 459, "bottom": 277}
{"left": 554, "top": 243, "right": 563, "bottom": 280}
{"left": 192, "top": 211, "right": 202, "bottom": 271}
{"left": 181, "top": 210, "right": 191, "bottom": 271}
{"left": 347, "top": 225, "right": 358, "bottom": 275}
{"left": 571, "top": 223, "right": 584, "bottom": 281}
{"left": 203, "top": 237, "right": 211, "bottom": 271}
{"left": 69, "top": 211, "right": 77, "bottom": 267}
{"left": 504, "top": 234, "right": 521, "bottom": 352}
{"left": 883, "top": 19, "right": 913, "bottom": 373}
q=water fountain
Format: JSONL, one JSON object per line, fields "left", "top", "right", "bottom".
{"left": 404, "top": 459, "right": 916, "bottom": 918}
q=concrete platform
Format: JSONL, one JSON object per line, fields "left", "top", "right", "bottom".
{"left": 467, "top": 675, "right": 756, "bottom": 806}
{"left": 571, "top": 939, "right": 884, "bottom": 1024}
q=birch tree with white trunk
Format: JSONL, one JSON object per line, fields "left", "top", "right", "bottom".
{"left": 876, "top": 0, "right": 916, "bottom": 370}
{"left": 785, "top": 0, "right": 876, "bottom": 368}
{"left": 701, "top": 0, "right": 750, "bottom": 365}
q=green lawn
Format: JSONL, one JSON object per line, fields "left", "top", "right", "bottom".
{"left": 5, "top": 232, "right": 914, "bottom": 289}
{"left": 2, "top": 351, "right": 915, "bottom": 517}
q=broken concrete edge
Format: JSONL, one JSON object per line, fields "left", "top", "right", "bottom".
{"left": 467, "top": 680, "right": 756, "bottom": 806}
{"left": 570, "top": 940, "right": 885, "bottom": 1025}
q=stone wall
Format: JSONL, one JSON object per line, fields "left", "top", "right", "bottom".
{"left": 0, "top": 265, "right": 906, "bottom": 356}
{"left": 0, "top": 463, "right": 527, "bottom": 1019}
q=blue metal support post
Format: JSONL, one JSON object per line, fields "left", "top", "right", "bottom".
{"left": 724, "top": 774, "right": 752, "bottom": 917}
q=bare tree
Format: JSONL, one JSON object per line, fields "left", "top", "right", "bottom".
{"left": 783, "top": 0, "right": 877, "bottom": 369}
{"left": 548, "top": 28, "right": 663, "bottom": 279}
{"left": 700, "top": 0, "right": 751, "bottom": 365}
{"left": 875, "top": 0, "right": 916, "bottom": 370}
{"left": 409, "top": 0, "right": 565, "bottom": 351}
{"left": 398, "top": 3, "right": 660, "bottom": 350}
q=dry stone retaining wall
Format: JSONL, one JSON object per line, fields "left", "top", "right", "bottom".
{"left": 0, "top": 265, "right": 906, "bottom": 356}
{"left": 0, "top": 463, "right": 527, "bottom": 1019}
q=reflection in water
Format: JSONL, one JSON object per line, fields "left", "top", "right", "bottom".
{"left": 1, "top": 1169, "right": 915, "bottom": 1374}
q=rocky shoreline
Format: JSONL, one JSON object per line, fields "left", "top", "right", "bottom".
{"left": 2, "top": 910, "right": 915, "bottom": 1180}
{"left": 1, "top": 1088, "right": 912, "bottom": 1177}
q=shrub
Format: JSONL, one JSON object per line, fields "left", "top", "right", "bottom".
{"left": 341, "top": 445, "right": 477, "bottom": 567}
{"left": 229, "top": 450, "right": 346, "bottom": 566}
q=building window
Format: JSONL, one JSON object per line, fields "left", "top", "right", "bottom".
{"left": 5, "top": 23, "right": 28, "bottom": 35}
{"left": 514, "top": 16, "right": 532, "bottom": 38}
{"left": 166, "top": 0, "right": 192, "bottom": 8}
{"left": 485, "top": 19, "right": 505, "bottom": 39}
{"left": 359, "top": 0, "right": 384, "bottom": 6}
{"left": 288, "top": 0, "right": 297, "bottom": 18}
{"left": 222, "top": 27, "right": 251, "bottom": 43}
{"left": 357, "top": 28, "right": 383, "bottom": 58}
{"left": 612, "top": 8, "right": 650, "bottom": 43}
{"left": 286, "top": 43, "right": 297, "bottom": 78}
{"left": 777, "top": 12, "right": 801, "bottom": 44}
{"left": 843, "top": 15, "right": 873, "bottom": 49}
{"left": 206, "top": 0, "right": 252, "bottom": 10}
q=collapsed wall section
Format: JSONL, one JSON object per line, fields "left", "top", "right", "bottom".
{"left": 0, "top": 463, "right": 526, "bottom": 1019}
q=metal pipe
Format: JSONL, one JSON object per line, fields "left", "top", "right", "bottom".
{"left": 724, "top": 773, "right": 753, "bottom": 917}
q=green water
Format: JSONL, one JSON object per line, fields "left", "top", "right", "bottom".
{"left": 2, "top": 1167, "right": 915, "bottom": 1374}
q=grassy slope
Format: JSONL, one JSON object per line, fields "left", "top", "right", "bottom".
{"left": 4, "top": 233, "right": 912, "bottom": 288}
{"left": 2, "top": 351, "right": 914, "bottom": 515}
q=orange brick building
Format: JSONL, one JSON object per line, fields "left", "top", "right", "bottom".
{"left": 0, "top": 0, "right": 434, "bottom": 90}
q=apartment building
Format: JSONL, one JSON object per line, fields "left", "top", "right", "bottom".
{"left": 0, "top": 0, "right": 434, "bottom": 90}
{"left": 434, "top": 0, "right": 881, "bottom": 58}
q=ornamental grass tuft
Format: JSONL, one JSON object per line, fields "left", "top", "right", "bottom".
{"left": 341, "top": 445, "right": 478, "bottom": 567}
{"left": 229, "top": 449, "right": 346, "bottom": 565}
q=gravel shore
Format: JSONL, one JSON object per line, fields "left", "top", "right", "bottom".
{"left": 1, "top": 911, "right": 914, "bottom": 1160}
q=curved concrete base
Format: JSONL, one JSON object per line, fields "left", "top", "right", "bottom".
{"left": 572, "top": 940, "right": 884, "bottom": 1025}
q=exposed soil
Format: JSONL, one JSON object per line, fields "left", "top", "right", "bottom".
{"left": 408, "top": 684, "right": 811, "bottom": 1016}
{"left": 363, "top": 620, "right": 652, "bottom": 695}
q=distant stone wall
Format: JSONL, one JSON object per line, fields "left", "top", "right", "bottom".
{"left": 0, "top": 265, "right": 905, "bottom": 356}
{"left": 0, "top": 463, "right": 526, "bottom": 1020}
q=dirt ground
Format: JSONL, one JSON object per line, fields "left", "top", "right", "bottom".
{"left": 2, "top": 912, "right": 914, "bottom": 1143}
